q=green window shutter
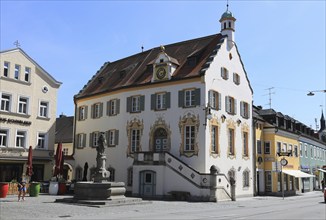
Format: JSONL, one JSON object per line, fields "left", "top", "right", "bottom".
{"left": 91, "top": 104, "right": 94, "bottom": 118}
{"left": 151, "top": 94, "right": 156, "bottom": 110}
{"left": 85, "top": 106, "right": 88, "bottom": 119}
{"left": 89, "top": 133, "right": 93, "bottom": 147}
{"left": 105, "top": 131, "right": 110, "bottom": 145}
{"left": 115, "top": 130, "right": 119, "bottom": 145}
{"left": 218, "top": 93, "right": 221, "bottom": 110}
{"left": 126, "top": 97, "right": 131, "bottom": 113}
{"left": 178, "top": 90, "right": 184, "bottom": 107}
{"left": 166, "top": 92, "right": 171, "bottom": 109}
{"left": 140, "top": 95, "right": 145, "bottom": 111}
{"left": 82, "top": 134, "right": 86, "bottom": 148}
{"left": 195, "top": 88, "right": 201, "bottom": 106}
{"left": 77, "top": 107, "right": 80, "bottom": 121}
{"left": 100, "top": 102, "right": 103, "bottom": 117}
{"left": 116, "top": 99, "right": 120, "bottom": 114}
{"left": 225, "top": 96, "right": 229, "bottom": 113}
{"left": 234, "top": 98, "right": 237, "bottom": 115}
{"left": 107, "top": 101, "right": 111, "bottom": 116}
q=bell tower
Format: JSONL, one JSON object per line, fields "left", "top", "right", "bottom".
{"left": 219, "top": 2, "right": 236, "bottom": 49}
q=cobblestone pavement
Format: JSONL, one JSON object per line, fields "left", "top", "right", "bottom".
{"left": 0, "top": 191, "right": 325, "bottom": 220}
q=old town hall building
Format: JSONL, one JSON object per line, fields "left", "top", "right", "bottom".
{"left": 73, "top": 7, "right": 254, "bottom": 201}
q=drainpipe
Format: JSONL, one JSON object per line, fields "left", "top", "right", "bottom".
{"left": 252, "top": 117, "right": 258, "bottom": 197}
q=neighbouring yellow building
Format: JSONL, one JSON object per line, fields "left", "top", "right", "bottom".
{"left": 254, "top": 106, "right": 316, "bottom": 196}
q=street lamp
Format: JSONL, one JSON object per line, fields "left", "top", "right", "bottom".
{"left": 307, "top": 90, "right": 326, "bottom": 96}
{"left": 203, "top": 103, "right": 212, "bottom": 127}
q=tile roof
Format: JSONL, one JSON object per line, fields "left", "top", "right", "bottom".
{"left": 55, "top": 115, "right": 74, "bottom": 143}
{"left": 74, "top": 34, "right": 227, "bottom": 100}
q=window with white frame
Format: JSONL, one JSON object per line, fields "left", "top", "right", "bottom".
{"left": 132, "top": 96, "right": 140, "bottom": 112}
{"left": 24, "top": 67, "right": 31, "bottom": 82}
{"left": 156, "top": 92, "right": 166, "bottom": 110}
{"left": 127, "top": 95, "right": 144, "bottom": 113}
{"left": 16, "top": 131, "right": 26, "bottom": 148}
{"left": 3, "top": 61, "right": 9, "bottom": 77}
{"left": 294, "top": 145, "right": 298, "bottom": 157}
{"left": 228, "top": 128, "right": 235, "bottom": 155}
{"left": 277, "top": 142, "right": 281, "bottom": 154}
{"left": 39, "top": 101, "right": 49, "bottom": 118}
{"left": 243, "top": 170, "right": 250, "bottom": 188}
{"left": 76, "top": 133, "right": 86, "bottom": 148}
{"left": 78, "top": 106, "right": 87, "bottom": 120}
{"left": 63, "top": 148, "right": 68, "bottom": 155}
{"left": 221, "top": 67, "right": 229, "bottom": 80}
{"left": 18, "top": 96, "right": 28, "bottom": 114}
{"left": 37, "top": 133, "right": 46, "bottom": 148}
{"left": 304, "top": 144, "right": 307, "bottom": 157}
{"left": 243, "top": 131, "right": 249, "bottom": 157}
{"left": 0, "top": 129, "right": 8, "bottom": 147}
{"left": 108, "top": 129, "right": 119, "bottom": 146}
{"left": 211, "top": 125, "right": 219, "bottom": 154}
{"left": 289, "top": 144, "right": 293, "bottom": 157}
{"left": 208, "top": 90, "right": 221, "bottom": 110}
{"left": 299, "top": 143, "right": 302, "bottom": 157}
{"left": 14, "top": 64, "right": 20, "bottom": 80}
{"left": 240, "top": 101, "right": 250, "bottom": 119}
{"left": 185, "top": 89, "right": 196, "bottom": 107}
{"left": 107, "top": 99, "right": 120, "bottom": 116}
{"left": 264, "top": 141, "right": 271, "bottom": 154}
{"left": 0, "top": 94, "right": 11, "bottom": 112}
{"left": 184, "top": 125, "right": 195, "bottom": 151}
{"left": 92, "top": 103, "right": 103, "bottom": 118}
{"left": 90, "top": 132, "right": 100, "bottom": 148}
{"left": 131, "top": 129, "right": 140, "bottom": 152}
{"left": 178, "top": 89, "right": 200, "bottom": 108}
{"left": 225, "top": 96, "right": 236, "bottom": 115}
{"left": 151, "top": 92, "right": 170, "bottom": 111}
{"left": 282, "top": 143, "right": 287, "bottom": 152}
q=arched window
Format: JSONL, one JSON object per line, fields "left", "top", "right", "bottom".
{"left": 243, "top": 170, "right": 250, "bottom": 188}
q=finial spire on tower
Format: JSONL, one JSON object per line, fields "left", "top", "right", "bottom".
{"left": 227, "top": 0, "right": 229, "bottom": 11}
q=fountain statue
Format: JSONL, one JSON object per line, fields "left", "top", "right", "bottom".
{"left": 73, "top": 132, "right": 126, "bottom": 200}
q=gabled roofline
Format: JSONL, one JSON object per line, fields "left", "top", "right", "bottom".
{"left": 1, "top": 48, "right": 62, "bottom": 87}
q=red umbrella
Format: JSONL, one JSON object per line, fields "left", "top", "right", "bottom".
{"left": 26, "top": 146, "right": 33, "bottom": 177}
{"left": 59, "top": 151, "right": 65, "bottom": 177}
{"left": 53, "top": 142, "right": 63, "bottom": 177}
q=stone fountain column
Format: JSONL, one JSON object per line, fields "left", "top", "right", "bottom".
{"left": 74, "top": 132, "right": 126, "bottom": 200}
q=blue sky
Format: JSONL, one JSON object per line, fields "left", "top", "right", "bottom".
{"left": 1, "top": 0, "right": 325, "bottom": 128}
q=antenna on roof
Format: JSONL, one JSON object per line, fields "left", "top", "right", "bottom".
{"left": 14, "top": 40, "right": 21, "bottom": 48}
{"left": 264, "top": 87, "right": 275, "bottom": 109}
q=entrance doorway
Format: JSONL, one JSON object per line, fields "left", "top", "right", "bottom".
{"left": 140, "top": 171, "right": 156, "bottom": 197}
{"left": 154, "top": 128, "right": 167, "bottom": 152}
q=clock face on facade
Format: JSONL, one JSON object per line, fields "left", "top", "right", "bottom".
{"left": 156, "top": 67, "right": 166, "bottom": 80}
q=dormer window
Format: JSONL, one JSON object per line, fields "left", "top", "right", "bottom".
{"left": 160, "top": 59, "right": 164, "bottom": 63}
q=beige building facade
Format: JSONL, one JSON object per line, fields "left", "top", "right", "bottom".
{"left": 0, "top": 48, "right": 61, "bottom": 182}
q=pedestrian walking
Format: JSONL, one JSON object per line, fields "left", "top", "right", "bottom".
{"left": 17, "top": 176, "right": 26, "bottom": 201}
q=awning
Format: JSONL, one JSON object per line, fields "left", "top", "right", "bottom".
{"left": 318, "top": 168, "right": 326, "bottom": 173}
{"left": 282, "top": 170, "right": 315, "bottom": 178}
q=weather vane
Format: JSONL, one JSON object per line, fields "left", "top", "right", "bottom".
{"left": 14, "top": 40, "right": 21, "bottom": 48}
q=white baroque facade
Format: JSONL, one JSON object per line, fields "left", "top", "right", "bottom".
{"left": 0, "top": 48, "right": 61, "bottom": 182}
{"left": 73, "top": 8, "right": 253, "bottom": 201}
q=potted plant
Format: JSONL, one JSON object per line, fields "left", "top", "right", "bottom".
{"left": 0, "top": 182, "right": 9, "bottom": 198}
{"left": 49, "top": 177, "right": 59, "bottom": 195}
{"left": 58, "top": 176, "right": 67, "bottom": 195}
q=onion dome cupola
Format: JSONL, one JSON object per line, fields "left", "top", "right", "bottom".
{"left": 219, "top": 3, "right": 236, "bottom": 47}
{"left": 152, "top": 45, "right": 179, "bottom": 82}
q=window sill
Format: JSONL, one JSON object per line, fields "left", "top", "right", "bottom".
{"left": 36, "top": 116, "right": 50, "bottom": 121}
